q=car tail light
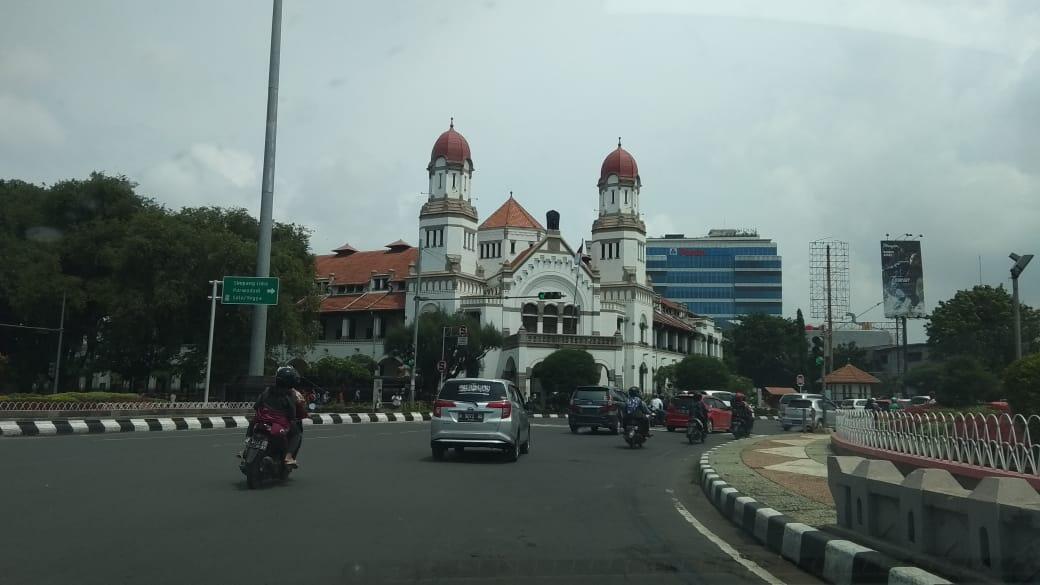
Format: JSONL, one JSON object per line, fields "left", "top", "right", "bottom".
{"left": 433, "top": 399, "right": 455, "bottom": 417}
{"left": 487, "top": 400, "right": 511, "bottom": 419}
{"left": 599, "top": 403, "right": 615, "bottom": 414}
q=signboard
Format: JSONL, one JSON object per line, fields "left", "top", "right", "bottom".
{"left": 456, "top": 336, "right": 468, "bottom": 347}
{"left": 222, "top": 276, "right": 280, "bottom": 305}
{"left": 880, "top": 241, "right": 925, "bottom": 318}
{"left": 796, "top": 374, "right": 805, "bottom": 386}
{"left": 458, "top": 326, "right": 468, "bottom": 336}
{"left": 437, "top": 360, "right": 447, "bottom": 373}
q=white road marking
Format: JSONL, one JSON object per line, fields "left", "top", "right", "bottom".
{"left": 668, "top": 491, "right": 786, "bottom": 585}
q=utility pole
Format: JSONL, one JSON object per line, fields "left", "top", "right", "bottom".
{"left": 901, "top": 316, "right": 908, "bottom": 395}
{"left": 825, "top": 244, "right": 833, "bottom": 398}
{"left": 204, "top": 280, "right": 220, "bottom": 404}
{"left": 247, "top": 0, "right": 283, "bottom": 376}
{"left": 1010, "top": 253, "right": 1034, "bottom": 360}
{"left": 52, "top": 291, "right": 66, "bottom": 394}
{"left": 408, "top": 238, "right": 423, "bottom": 408}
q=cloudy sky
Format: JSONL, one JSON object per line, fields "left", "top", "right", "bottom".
{"left": 3, "top": 0, "right": 1039, "bottom": 341}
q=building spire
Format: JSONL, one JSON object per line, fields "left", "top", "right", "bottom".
{"left": 450, "top": 116, "right": 454, "bottom": 129}
{"left": 618, "top": 136, "right": 622, "bottom": 149}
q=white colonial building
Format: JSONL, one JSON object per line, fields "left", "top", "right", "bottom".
{"left": 309, "top": 123, "right": 724, "bottom": 397}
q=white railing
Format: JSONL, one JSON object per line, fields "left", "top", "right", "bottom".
{"left": 0, "top": 401, "right": 254, "bottom": 412}
{"left": 835, "top": 409, "right": 1040, "bottom": 477}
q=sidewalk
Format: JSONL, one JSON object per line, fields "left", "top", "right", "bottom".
{"left": 707, "top": 432, "right": 836, "bottom": 526}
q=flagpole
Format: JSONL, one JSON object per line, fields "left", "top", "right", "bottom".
{"left": 572, "top": 240, "right": 583, "bottom": 335}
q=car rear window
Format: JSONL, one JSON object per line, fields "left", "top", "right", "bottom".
{"left": 788, "top": 399, "right": 813, "bottom": 409}
{"left": 438, "top": 380, "right": 507, "bottom": 402}
{"left": 671, "top": 397, "right": 694, "bottom": 409}
{"left": 572, "top": 387, "right": 609, "bottom": 403}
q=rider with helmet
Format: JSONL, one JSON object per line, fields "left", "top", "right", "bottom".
{"left": 623, "top": 387, "right": 652, "bottom": 438}
{"left": 688, "top": 392, "right": 709, "bottom": 434}
{"left": 731, "top": 392, "right": 753, "bottom": 432}
{"left": 249, "top": 366, "right": 306, "bottom": 467}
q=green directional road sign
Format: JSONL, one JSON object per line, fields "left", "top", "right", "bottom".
{"left": 222, "top": 276, "right": 280, "bottom": 305}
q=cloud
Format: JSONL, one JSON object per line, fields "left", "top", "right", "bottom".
{"left": 0, "top": 94, "right": 64, "bottom": 148}
{"left": 140, "top": 143, "right": 258, "bottom": 209}
{"left": 0, "top": 47, "right": 51, "bottom": 86}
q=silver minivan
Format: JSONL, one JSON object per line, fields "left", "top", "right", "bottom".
{"left": 430, "top": 378, "right": 531, "bottom": 462}
{"left": 781, "top": 397, "right": 837, "bottom": 431}
{"left": 778, "top": 393, "right": 823, "bottom": 420}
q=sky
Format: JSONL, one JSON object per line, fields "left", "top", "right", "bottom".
{"left": 3, "top": 0, "right": 1039, "bottom": 342}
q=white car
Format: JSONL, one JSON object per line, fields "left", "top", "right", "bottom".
{"left": 840, "top": 398, "right": 868, "bottom": 410}
{"left": 700, "top": 390, "right": 735, "bottom": 407}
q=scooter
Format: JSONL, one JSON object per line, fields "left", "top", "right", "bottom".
{"left": 239, "top": 423, "right": 296, "bottom": 489}
{"left": 623, "top": 422, "right": 648, "bottom": 448}
{"left": 731, "top": 417, "right": 752, "bottom": 439}
{"left": 686, "top": 418, "right": 706, "bottom": 444}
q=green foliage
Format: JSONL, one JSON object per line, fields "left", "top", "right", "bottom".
{"left": 833, "top": 342, "right": 869, "bottom": 371}
{"left": 0, "top": 175, "right": 320, "bottom": 394}
{"left": 672, "top": 354, "right": 730, "bottom": 390}
{"left": 654, "top": 363, "right": 677, "bottom": 390}
{"left": 383, "top": 309, "right": 504, "bottom": 398}
{"left": 311, "top": 355, "right": 374, "bottom": 391}
{"left": 926, "top": 285, "right": 1040, "bottom": 373}
{"left": 532, "top": 349, "right": 599, "bottom": 398}
{"left": 726, "top": 374, "right": 755, "bottom": 394}
{"left": 903, "top": 356, "right": 1000, "bottom": 407}
{"left": 0, "top": 392, "right": 158, "bottom": 402}
{"left": 1003, "top": 353, "right": 1040, "bottom": 415}
{"left": 728, "top": 313, "right": 804, "bottom": 387}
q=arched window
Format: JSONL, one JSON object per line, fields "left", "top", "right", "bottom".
{"left": 639, "top": 314, "right": 648, "bottom": 343}
{"left": 562, "top": 305, "right": 578, "bottom": 334}
{"left": 542, "top": 304, "right": 559, "bottom": 334}
{"left": 522, "top": 303, "right": 538, "bottom": 332}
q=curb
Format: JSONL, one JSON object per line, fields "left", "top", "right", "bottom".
{"left": 0, "top": 412, "right": 568, "bottom": 437}
{"left": 697, "top": 446, "right": 951, "bottom": 585}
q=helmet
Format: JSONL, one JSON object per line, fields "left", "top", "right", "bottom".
{"left": 692, "top": 392, "right": 702, "bottom": 401}
{"left": 275, "top": 366, "right": 300, "bottom": 389}
{"left": 733, "top": 392, "right": 745, "bottom": 403}
{"left": 628, "top": 387, "right": 641, "bottom": 397}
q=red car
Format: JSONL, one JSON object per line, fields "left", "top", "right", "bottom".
{"left": 664, "top": 393, "right": 732, "bottom": 433}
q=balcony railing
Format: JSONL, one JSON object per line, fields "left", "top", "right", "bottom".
{"left": 503, "top": 331, "right": 623, "bottom": 350}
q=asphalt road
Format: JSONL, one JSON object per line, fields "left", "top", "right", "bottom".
{"left": 1, "top": 419, "right": 820, "bottom": 585}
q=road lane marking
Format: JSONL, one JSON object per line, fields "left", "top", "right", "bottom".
{"left": 668, "top": 491, "right": 785, "bottom": 585}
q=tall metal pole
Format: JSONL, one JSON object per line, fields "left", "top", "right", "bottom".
{"left": 247, "top": 0, "right": 283, "bottom": 376}
{"left": 901, "top": 316, "right": 908, "bottom": 396}
{"left": 408, "top": 239, "right": 423, "bottom": 408}
{"left": 204, "top": 280, "right": 219, "bottom": 404}
{"left": 1012, "top": 275, "right": 1022, "bottom": 360}
{"left": 52, "top": 291, "right": 66, "bottom": 394}
{"left": 825, "top": 245, "right": 833, "bottom": 398}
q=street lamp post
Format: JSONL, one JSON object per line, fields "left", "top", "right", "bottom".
{"left": 52, "top": 291, "right": 66, "bottom": 394}
{"left": 1010, "top": 253, "right": 1034, "bottom": 360}
{"left": 408, "top": 237, "right": 424, "bottom": 409}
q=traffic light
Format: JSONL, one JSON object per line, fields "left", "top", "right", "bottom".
{"left": 811, "top": 336, "right": 824, "bottom": 366}
{"left": 537, "top": 292, "right": 563, "bottom": 300}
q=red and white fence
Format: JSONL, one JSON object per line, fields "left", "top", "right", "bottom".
{"left": 835, "top": 409, "right": 1040, "bottom": 477}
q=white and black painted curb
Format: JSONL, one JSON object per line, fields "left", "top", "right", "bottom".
{"left": 0, "top": 412, "right": 568, "bottom": 437}
{"left": 697, "top": 446, "right": 951, "bottom": 585}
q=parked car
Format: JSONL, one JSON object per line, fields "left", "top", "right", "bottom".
{"left": 430, "top": 378, "right": 531, "bottom": 462}
{"left": 778, "top": 393, "right": 823, "bottom": 418}
{"left": 567, "top": 386, "right": 626, "bottom": 434}
{"left": 781, "top": 397, "right": 837, "bottom": 431}
{"left": 664, "top": 393, "right": 732, "bottom": 433}
{"left": 700, "top": 390, "right": 735, "bottom": 407}
{"left": 840, "top": 398, "right": 868, "bottom": 410}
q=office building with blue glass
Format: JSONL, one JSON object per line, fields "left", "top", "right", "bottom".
{"left": 647, "top": 229, "right": 781, "bottom": 326}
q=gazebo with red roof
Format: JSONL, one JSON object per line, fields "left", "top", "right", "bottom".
{"left": 824, "top": 364, "right": 881, "bottom": 400}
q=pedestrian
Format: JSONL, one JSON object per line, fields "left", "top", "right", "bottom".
{"left": 392, "top": 392, "right": 402, "bottom": 409}
{"left": 354, "top": 389, "right": 361, "bottom": 402}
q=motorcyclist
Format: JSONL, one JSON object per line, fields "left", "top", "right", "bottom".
{"left": 731, "top": 392, "right": 754, "bottom": 433}
{"left": 689, "top": 392, "right": 709, "bottom": 434}
{"left": 623, "top": 387, "right": 652, "bottom": 438}
{"left": 649, "top": 394, "right": 665, "bottom": 425}
{"left": 248, "top": 366, "right": 305, "bottom": 467}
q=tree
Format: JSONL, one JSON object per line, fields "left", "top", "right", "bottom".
{"left": 672, "top": 355, "right": 730, "bottom": 390}
{"left": 728, "top": 314, "right": 803, "bottom": 387}
{"left": 903, "top": 361, "right": 944, "bottom": 395}
{"left": 311, "top": 355, "right": 374, "bottom": 394}
{"left": 833, "top": 342, "right": 869, "bottom": 371}
{"left": 902, "top": 356, "right": 999, "bottom": 407}
{"left": 1003, "top": 353, "right": 1040, "bottom": 415}
{"left": 531, "top": 349, "right": 599, "bottom": 400}
{"left": 926, "top": 285, "right": 1040, "bottom": 374}
{"left": 383, "top": 309, "right": 503, "bottom": 398}
{"left": 654, "top": 363, "right": 677, "bottom": 391}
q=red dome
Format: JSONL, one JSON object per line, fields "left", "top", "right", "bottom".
{"left": 599, "top": 144, "right": 638, "bottom": 184}
{"left": 430, "top": 121, "right": 472, "bottom": 165}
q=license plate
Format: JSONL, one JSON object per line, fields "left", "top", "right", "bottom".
{"left": 458, "top": 412, "right": 483, "bottom": 422}
{"left": 246, "top": 437, "right": 268, "bottom": 450}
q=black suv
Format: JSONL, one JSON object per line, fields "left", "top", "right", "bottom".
{"left": 567, "top": 386, "right": 626, "bottom": 434}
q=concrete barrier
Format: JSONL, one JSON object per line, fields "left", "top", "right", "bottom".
{"left": 829, "top": 455, "right": 1040, "bottom": 582}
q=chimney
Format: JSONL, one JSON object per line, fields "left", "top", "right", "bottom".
{"left": 546, "top": 210, "right": 560, "bottom": 232}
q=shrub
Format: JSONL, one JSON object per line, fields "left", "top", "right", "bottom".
{"left": 1003, "top": 353, "right": 1040, "bottom": 415}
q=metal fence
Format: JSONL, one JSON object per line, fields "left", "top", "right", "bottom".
{"left": 0, "top": 401, "right": 253, "bottom": 412}
{"left": 834, "top": 409, "right": 1040, "bottom": 477}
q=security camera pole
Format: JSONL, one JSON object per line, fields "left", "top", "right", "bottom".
{"left": 1010, "top": 253, "right": 1034, "bottom": 360}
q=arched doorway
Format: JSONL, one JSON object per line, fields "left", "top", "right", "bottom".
{"left": 502, "top": 357, "right": 518, "bottom": 383}
{"left": 639, "top": 363, "right": 648, "bottom": 393}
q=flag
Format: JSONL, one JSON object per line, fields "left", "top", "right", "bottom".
{"left": 573, "top": 240, "right": 584, "bottom": 267}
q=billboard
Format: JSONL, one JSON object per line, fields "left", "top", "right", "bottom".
{"left": 881, "top": 241, "right": 926, "bottom": 318}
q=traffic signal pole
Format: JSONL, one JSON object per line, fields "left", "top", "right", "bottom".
{"left": 825, "top": 245, "right": 833, "bottom": 399}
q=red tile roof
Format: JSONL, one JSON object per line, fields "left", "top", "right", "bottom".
{"left": 332, "top": 242, "right": 358, "bottom": 255}
{"left": 507, "top": 243, "right": 538, "bottom": 269}
{"left": 320, "top": 291, "right": 406, "bottom": 313}
{"left": 479, "top": 195, "right": 545, "bottom": 231}
{"left": 763, "top": 386, "right": 796, "bottom": 396}
{"left": 314, "top": 247, "right": 417, "bottom": 285}
{"left": 430, "top": 122, "right": 471, "bottom": 165}
{"left": 385, "top": 240, "right": 411, "bottom": 249}
{"left": 599, "top": 144, "right": 639, "bottom": 185}
{"left": 653, "top": 310, "right": 695, "bottom": 332}
{"left": 824, "top": 364, "right": 881, "bottom": 385}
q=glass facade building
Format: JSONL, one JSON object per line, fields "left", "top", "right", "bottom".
{"left": 647, "top": 230, "right": 781, "bottom": 326}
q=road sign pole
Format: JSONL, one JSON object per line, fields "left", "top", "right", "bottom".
{"left": 204, "top": 280, "right": 220, "bottom": 404}
{"left": 52, "top": 291, "right": 66, "bottom": 394}
{"left": 248, "top": 0, "right": 283, "bottom": 377}
{"left": 439, "top": 326, "right": 448, "bottom": 389}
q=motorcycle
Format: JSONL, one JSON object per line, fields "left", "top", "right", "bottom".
{"left": 623, "top": 422, "right": 648, "bottom": 448}
{"left": 650, "top": 407, "right": 666, "bottom": 427}
{"left": 731, "top": 416, "right": 752, "bottom": 439}
{"left": 239, "top": 423, "right": 295, "bottom": 489}
{"left": 686, "top": 418, "right": 706, "bottom": 444}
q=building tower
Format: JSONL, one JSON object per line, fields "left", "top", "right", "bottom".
{"left": 420, "top": 120, "right": 478, "bottom": 277}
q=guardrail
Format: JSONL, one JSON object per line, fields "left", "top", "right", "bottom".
{"left": 834, "top": 409, "right": 1040, "bottom": 477}
{"left": 0, "top": 401, "right": 254, "bottom": 412}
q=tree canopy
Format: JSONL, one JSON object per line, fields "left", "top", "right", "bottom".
{"left": 383, "top": 309, "right": 503, "bottom": 398}
{"left": 926, "top": 285, "right": 1039, "bottom": 373}
{"left": 531, "top": 348, "right": 600, "bottom": 399}
{"left": 1003, "top": 353, "right": 1040, "bottom": 415}
{"left": 671, "top": 354, "right": 730, "bottom": 390}
{"left": 0, "top": 174, "right": 319, "bottom": 394}
{"left": 727, "top": 313, "right": 805, "bottom": 387}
